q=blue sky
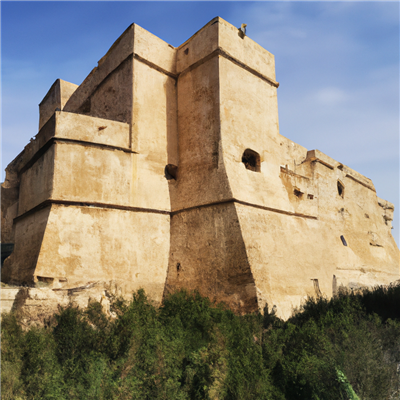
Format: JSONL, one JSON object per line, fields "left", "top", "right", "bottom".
{"left": 1, "top": 1, "right": 399, "bottom": 245}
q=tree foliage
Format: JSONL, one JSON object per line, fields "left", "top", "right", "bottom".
{"left": 2, "top": 285, "right": 400, "bottom": 399}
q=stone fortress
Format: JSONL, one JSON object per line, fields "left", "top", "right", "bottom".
{"left": 1, "top": 17, "right": 399, "bottom": 319}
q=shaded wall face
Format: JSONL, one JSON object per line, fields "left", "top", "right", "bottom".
{"left": 86, "top": 58, "right": 134, "bottom": 124}
{"left": 2, "top": 207, "right": 51, "bottom": 284}
{"left": 166, "top": 204, "right": 258, "bottom": 315}
{"left": 39, "top": 80, "right": 78, "bottom": 130}
{"left": 1, "top": 185, "right": 19, "bottom": 243}
{"left": 63, "top": 25, "right": 136, "bottom": 119}
{"left": 18, "top": 146, "right": 56, "bottom": 215}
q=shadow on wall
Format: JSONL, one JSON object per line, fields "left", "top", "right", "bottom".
{"left": 1, "top": 243, "right": 14, "bottom": 266}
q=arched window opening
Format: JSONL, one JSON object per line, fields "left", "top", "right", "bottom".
{"left": 337, "top": 180, "right": 344, "bottom": 197}
{"left": 242, "top": 149, "right": 261, "bottom": 172}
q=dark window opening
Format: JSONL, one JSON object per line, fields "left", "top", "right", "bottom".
{"left": 307, "top": 194, "right": 314, "bottom": 200}
{"left": 242, "top": 149, "right": 261, "bottom": 172}
{"left": 36, "top": 276, "right": 54, "bottom": 287}
{"left": 294, "top": 189, "right": 303, "bottom": 198}
{"left": 165, "top": 164, "right": 178, "bottom": 180}
{"left": 340, "top": 235, "right": 347, "bottom": 246}
{"left": 184, "top": 48, "right": 189, "bottom": 55}
{"left": 176, "top": 263, "right": 181, "bottom": 272}
{"left": 37, "top": 276, "right": 54, "bottom": 284}
{"left": 337, "top": 180, "right": 344, "bottom": 197}
{"left": 1, "top": 243, "right": 14, "bottom": 266}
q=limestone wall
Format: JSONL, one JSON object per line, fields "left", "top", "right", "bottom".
{"left": 170, "top": 56, "right": 232, "bottom": 210}
{"left": 35, "top": 205, "right": 170, "bottom": 303}
{"left": 166, "top": 203, "right": 258, "bottom": 315}
{"left": 1, "top": 17, "right": 398, "bottom": 320}
{"left": 39, "top": 79, "right": 78, "bottom": 130}
{"left": 2, "top": 207, "right": 51, "bottom": 284}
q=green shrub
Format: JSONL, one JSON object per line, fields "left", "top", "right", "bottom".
{"left": 21, "top": 327, "right": 65, "bottom": 399}
{"left": 1, "top": 313, "right": 26, "bottom": 399}
{"left": 1, "top": 285, "right": 399, "bottom": 399}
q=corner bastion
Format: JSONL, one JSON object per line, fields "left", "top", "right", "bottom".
{"left": 2, "top": 17, "right": 399, "bottom": 319}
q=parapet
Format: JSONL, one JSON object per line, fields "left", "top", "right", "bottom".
{"left": 176, "top": 17, "right": 277, "bottom": 85}
{"left": 39, "top": 79, "right": 78, "bottom": 130}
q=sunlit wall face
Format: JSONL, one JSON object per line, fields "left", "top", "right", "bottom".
{"left": 2, "top": 1, "right": 398, "bottom": 245}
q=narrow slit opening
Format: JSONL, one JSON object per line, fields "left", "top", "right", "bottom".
{"left": 337, "top": 180, "right": 345, "bottom": 197}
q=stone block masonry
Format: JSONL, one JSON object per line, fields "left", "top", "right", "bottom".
{"left": 2, "top": 17, "right": 399, "bottom": 319}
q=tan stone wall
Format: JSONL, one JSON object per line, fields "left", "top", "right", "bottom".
{"left": 217, "top": 18, "right": 276, "bottom": 82}
{"left": 39, "top": 79, "right": 78, "bottom": 130}
{"left": 63, "top": 24, "right": 135, "bottom": 117}
{"left": 1, "top": 186, "right": 19, "bottom": 243}
{"left": 1, "top": 288, "right": 23, "bottom": 314}
{"left": 176, "top": 18, "right": 219, "bottom": 73}
{"left": 52, "top": 143, "right": 132, "bottom": 206}
{"left": 54, "top": 112, "right": 130, "bottom": 149}
{"left": 18, "top": 145, "right": 55, "bottom": 215}
{"left": 171, "top": 56, "right": 232, "bottom": 211}
{"left": 2, "top": 207, "right": 51, "bottom": 284}
{"left": 130, "top": 59, "right": 176, "bottom": 210}
{"left": 166, "top": 203, "right": 258, "bottom": 315}
{"left": 33, "top": 205, "right": 170, "bottom": 304}
{"left": 1, "top": 17, "right": 398, "bottom": 321}
{"left": 235, "top": 203, "right": 330, "bottom": 319}
{"left": 86, "top": 58, "right": 134, "bottom": 124}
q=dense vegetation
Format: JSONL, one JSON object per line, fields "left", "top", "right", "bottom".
{"left": 2, "top": 285, "right": 400, "bottom": 400}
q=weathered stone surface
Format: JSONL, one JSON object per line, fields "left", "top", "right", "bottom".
{"left": 1, "top": 283, "right": 118, "bottom": 328}
{"left": 1, "top": 17, "right": 399, "bottom": 320}
{"left": 39, "top": 79, "right": 78, "bottom": 130}
{"left": 1, "top": 287, "right": 22, "bottom": 314}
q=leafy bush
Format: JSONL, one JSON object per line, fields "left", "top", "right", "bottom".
{"left": 1, "top": 285, "right": 400, "bottom": 399}
{"left": 1, "top": 313, "right": 26, "bottom": 400}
